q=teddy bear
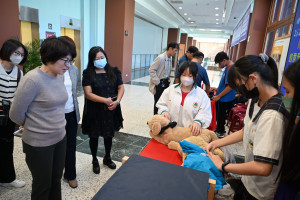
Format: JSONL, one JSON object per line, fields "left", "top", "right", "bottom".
{"left": 147, "top": 115, "right": 225, "bottom": 162}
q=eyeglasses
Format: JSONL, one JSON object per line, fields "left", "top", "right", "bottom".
{"left": 60, "top": 59, "right": 75, "bottom": 66}
{"left": 13, "top": 51, "right": 25, "bottom": 57}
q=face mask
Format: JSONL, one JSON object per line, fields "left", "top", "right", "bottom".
{"left": 180, "top": 76, "right": 194, "bottom": 86}
{"left": 239, "top": 84, "right": 259, "bottom": 99}
{"left": 282, "top": 97, "right": 293, "bottom": 113}
{"left": 94, "top": 58, "right": 107, "bottom": 69}
{"left": 10, "top": 55, "right": 23, "bottom": 65}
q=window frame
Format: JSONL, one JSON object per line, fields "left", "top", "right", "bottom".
{"left": 263, "top": 0, "right": 298, "bottom": 54}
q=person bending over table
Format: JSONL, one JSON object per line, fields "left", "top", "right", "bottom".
{"left": 206, "top": 54, "right": 288, "bottom": 200}
{"left": 156, "top": 61, "right": 212, "bottom": 136}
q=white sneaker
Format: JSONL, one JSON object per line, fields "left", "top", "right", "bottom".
{"left": 0, "top": 179, "right": 25, "bottom": 188}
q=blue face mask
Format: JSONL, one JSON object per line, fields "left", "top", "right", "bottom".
{"left": 94, "top": 58, "right": 107, "bottom": 69}
{"left": 282, "top": 97, "right": 293, "bottom": 113}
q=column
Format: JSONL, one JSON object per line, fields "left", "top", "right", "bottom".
{"left": 228, "top": 35, "right": 233, "bottom": 56}
{"left": 245, "top": 0, "right": 272, "bottom": 55}
{"left": 196, "top": 42, "right": 200, "bottom": 49}
{"left": 187, "top": 37, "right": 193, "bottom": 48}
{"left": 180, "top": 33, "right": 188, "bottom": 51}
{"left": 0, "top": 0, "right": 20, "bottom": 47}
{"left": 236, "top": 40, "right": 247, "bottom": 60}
{"left": 231, "top": 45, "right": 239, "bottom": 62}
{"left": 167, "top": 28, "right": 180, "bottom": 44}
{"left": 192, "top": 39, "right": 197, "bottom": 46}
{"left": 105, "top": 0, "right": 135, "bottom": 83}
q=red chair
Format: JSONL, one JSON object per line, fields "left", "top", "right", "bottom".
{"left": 228, "top": 113, "right": 245, "bottom": 135}
{"left": 226, "top": 106, "right": 246, "bottom": 127}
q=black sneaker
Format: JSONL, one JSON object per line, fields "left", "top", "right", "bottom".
{"left": 216, "top": 131, "right": 226, "bottom": 138}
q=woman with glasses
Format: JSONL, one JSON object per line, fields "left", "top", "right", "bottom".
{"left": 82, "top": 46, "right": 124, "bottom": 174}
{"left": 59, "top": 36, "right": 80, "bottom": 188}
{"left": 0, "top": 39, "right": 28, "bottom": 188}
{"left": 10, "top": 36, "right": 74, "bottom": 200}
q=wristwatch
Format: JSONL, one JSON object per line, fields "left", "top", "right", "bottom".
{"left": 221, "top": 161, "right": 230, "bottom": 173}
{"left": 117, "top": 100, "right": 120, "bottom": 105}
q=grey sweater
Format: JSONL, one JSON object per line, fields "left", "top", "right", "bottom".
{"left": 10, "top": 67, "right": 68, "bottom": 147}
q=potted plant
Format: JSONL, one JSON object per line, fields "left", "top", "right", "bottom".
{"left": 23, "top": 39, "right": 43, "bottom": 74}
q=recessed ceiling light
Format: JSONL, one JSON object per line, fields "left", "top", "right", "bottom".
{"left": 215, "top": 7, "right": 219, "bottom": 10}
{"left": 184, "top": 13, "right": 188, "bottom": 15}
{"left": 179, "top": 7, "right": 182, "bottom": 9}
{"left": 215, "top": 14, "right": 219, "bottom": 16}
{"left": 190, "top": 21, "right": 194, "bottom": 23}
{"left": 188, "top": 18, "right": 191, "bottom": 20}
{"left": 216, "top": 22, "right": 219, "bottom": 24}
{"left": 216, "top": 19, "right": 219, "bottom": 21}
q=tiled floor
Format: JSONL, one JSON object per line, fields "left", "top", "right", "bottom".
{"left": 0, "top": 68, "right": 244, "bottom": 200}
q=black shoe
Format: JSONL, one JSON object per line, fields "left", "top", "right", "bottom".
{"left": 103, "top": 157, "right": 116, "bottom": 169}
{"left": 92, "top": 159, "right": 100, "bottom": 174}
{"left": 216, "top": 131, "right": 226, "bottom": 138}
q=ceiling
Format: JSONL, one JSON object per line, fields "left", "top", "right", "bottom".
{"left": 135, "top": 0, "right": 253, "bottom": 42}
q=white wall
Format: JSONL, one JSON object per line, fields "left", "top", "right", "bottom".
{"left": 81, "top": 0, "right": 105, "bottom": 70}
{"left": 18, "top": 0, "right": 106, "bottom": 73}
{"left": 19, "top": 0, "right": 81, "bottom": 39}
{"left": 162, "top": 28, "right": 168, "bottom": 52}
{"left": 133, "top": 17, "right": 163, "bottom": 54}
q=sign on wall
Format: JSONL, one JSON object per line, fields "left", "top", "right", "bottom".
{"left": 46, "top": 31, "right": 56, "bottom": 38}
{"left": 280, "top": 1, "right": 300, "bottom": 93}
{"left": 271, "top": 37, "right": 290, "bottom": 83}
{"left": 231, "top": 6, "right": 251, "bottom": 47}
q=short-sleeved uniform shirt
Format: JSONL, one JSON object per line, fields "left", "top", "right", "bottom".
{"left": 242, "top": 100, "right": 286, "bottom": 200}
{"left": 216, "top": 65, "right": 236, "bottom": 102}
{"left": 175, "top": 62, "right": 210, "bottom": 88}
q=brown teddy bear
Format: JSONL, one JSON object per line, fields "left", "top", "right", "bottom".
{"left": 147, "top": 115, "right": 225, "bottom": 162}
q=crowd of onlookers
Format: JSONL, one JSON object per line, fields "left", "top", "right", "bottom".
{"left": 0, "top": 38, "right": 299, "bottom": 200}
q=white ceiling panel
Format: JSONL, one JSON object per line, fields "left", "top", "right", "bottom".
{"left": 135, "top": 0, "right": 254, "bottom": 40}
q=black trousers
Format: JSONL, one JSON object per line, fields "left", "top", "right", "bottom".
{"left": 153, "top": 80, "right": 170, "bottom": 115}
{"left": 228, "top": 178, "right": 257, "bottom": 200}
{"left": 23, "top": 137, "right": 66, "bottom": 200}
{"left": 0, "top": 118, "right": 16, "bottom": 183}
{"left": 216, "top": 101, "right": 234, "bottom": 133}
{"left": 64, "top": 111, "right": 78, "bottom": 181}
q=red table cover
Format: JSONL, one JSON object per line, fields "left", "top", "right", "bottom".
{"left": 140, "top": 139, "right": 183, "bottom": 165}
{"left": 140, "top": 101, "right": 216, "bottom": 165}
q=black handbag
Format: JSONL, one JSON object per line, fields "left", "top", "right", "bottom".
{"left": 0, "top": 100, "right": 11, "bottom": 126}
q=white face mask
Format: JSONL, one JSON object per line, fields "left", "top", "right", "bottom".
{"left": 10, "top": 55, "right": 23, "bottom": 65}
{"left": 94, "top": 58, "right": 107, "bottom": 69}
{"left": 180, "top": 76, "right": 194, "bottom": 86}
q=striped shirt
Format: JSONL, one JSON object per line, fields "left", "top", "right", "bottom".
{"left": 0, "top": 62, "right": 22, "bottom": 101}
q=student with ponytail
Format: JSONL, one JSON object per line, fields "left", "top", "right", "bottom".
{"left": 206, "top": 54, "right": 288, "bottom": 200}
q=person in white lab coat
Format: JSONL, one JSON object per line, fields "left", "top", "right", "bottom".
{"left": 156, "top": 61, "right": 212, "bottom": 135}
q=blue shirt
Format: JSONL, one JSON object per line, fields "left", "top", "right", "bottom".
{"left": 175, "top": 62, "right": 210, "bottom": 88}
{"left": 178, "top": 54, "right": 188, "bottom": 65}
{"left": 216, "top": 65, "right": 236, "bottom": 102}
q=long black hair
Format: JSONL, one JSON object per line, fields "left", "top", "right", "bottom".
{"left": 278, "top": 59, "right": 300, "bottom": 184}
{"left": 86, "top": 46, "right": 116, "bottom": 82}
{"left": 228, "top": 55, "right": 278, "bottom": 91}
